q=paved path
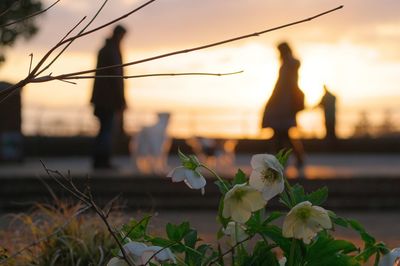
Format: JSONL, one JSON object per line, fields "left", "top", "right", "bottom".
{"left": 1, "top": 153, "right": 400, "bottom": 179}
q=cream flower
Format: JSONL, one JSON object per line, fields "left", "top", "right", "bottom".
{"left": 108, "top": 241, "right": 176, "bottom": 266}
{"left": 249, "top": 154, "right": 285, "bottom": 201}
{"left": 223, "top": 183, "right": 266, "bottom": 223}
{"left": 379, "top": 248, "right": 400, "bottom": 266}
{"left": 282, "top": 201, "right": 332, "bottom": 244}
{"left": 223, "top": 221, "right": 248, "bottom": 245}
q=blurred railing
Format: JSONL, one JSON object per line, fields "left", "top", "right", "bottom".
{"left": 21, "top": 105, "right": 400, "bottom": 139}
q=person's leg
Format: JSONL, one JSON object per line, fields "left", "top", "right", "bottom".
{"left": 276, "top": 128, "right": 304, "bottom": 167}
{"left": 93, "top": 109, "right": 114, "bottom": 168}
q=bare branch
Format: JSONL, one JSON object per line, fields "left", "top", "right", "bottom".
{"left": 30, "top": 70, "right": 244, "bottom": 83}
{"left": 0, "top": 0, "right": 61, "bottom": 28}
{"left": 39, "top": 162, "right": 134, "bottom": 266}
{"left": 41, "top": 5, "right": 344, "bottom": 78}
{"left": 36, "top": 0, "right": 109, "bottom": 76}
{"left": 28, "top": 0, "right": 157, "bottom": 78}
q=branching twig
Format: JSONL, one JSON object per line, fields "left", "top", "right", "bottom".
{"left": 30, "top": 70, "right": 244, "bottom": 83}
{"left": 0, "top": 5, "right": 342, "bottom": 104}
{"left": 209, "top": 236, "right": 252, "bottom": 265}
{"left": 36, "top": 0, "right": 110, "bottom": 76}
{"left": 53, "top": 5, "right": 343, "bottom": 78}
{"left": 39, "top": 161, "right": 134, "bottom": 266}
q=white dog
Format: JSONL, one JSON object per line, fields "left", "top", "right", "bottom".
{"left": 130, "top": 112, "right": 171, "bottom": 175}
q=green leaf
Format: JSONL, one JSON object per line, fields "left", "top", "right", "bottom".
{"left": 279, "top": 190, "right": 292, "bottom": 209}
{"left": 214, "top": 180, "right": 231, "bottom": 195}
{"left": 184, "top": 229, "right": 198, "bottom": 248}
{"left": 259, "top": 225, "right": 291, "bottom": 254}
{"left": 121, "top": 215, "right": 152, "bottom": 241}
{"left": 263, "top": 211, "right": 284, "bottom": 225}
{"left": 232, "top": 169, "right": 247, "bottom": 185}
{"left": 291, "top": 184, "right": 307, "bottom": 203}
{"left": 166, "top": 222, "right": 191, "bottom": 242}
{"left": 305, "top": 233, "right": 359, "bottom": 266}
{"left": 216, "top": 198, "right": 230, "bottom": 229}
{"left": 276, "top": 148, "right": 292, "bottom": 166}
{"left": 307, "top": 186, "right": 328, "bottom": 205}
{"left": 178, "top": 148, "right": 189, "bottom": 162}
{"left": 244, "top": 241, "right": 279, "bottom": 266}
{"left": 347, "top": 219, "right": 375, "bottom": 245}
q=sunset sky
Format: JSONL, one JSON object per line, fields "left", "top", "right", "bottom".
{"left": 1, "top": 0, "right": 399, "bottom": 138}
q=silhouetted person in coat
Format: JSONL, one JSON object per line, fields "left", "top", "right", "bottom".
{"left": 261, "top": 42, "right": 305, "bottom": 170}
{"left": 91, "top": 25, "right": 127, "bottom": 169}
{"left": 318, "top": 84, "right": 337, "bottom": 141}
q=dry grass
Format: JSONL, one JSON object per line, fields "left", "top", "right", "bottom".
{"left": 0, "top": 200, "right": 122, "bottom": 266}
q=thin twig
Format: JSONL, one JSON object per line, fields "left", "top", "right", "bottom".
{"left": 28, "top": 0, "right": 157, "bottom": 79}
{"left": 0, "top": 0, "right": 61, "bottom": 28}
{"left": 53, "top": 5, "right": 343, "bottom": 78}
{"left": 0, "top": 5, "right": 342, "bottom": 104}
{"left": 39, "top": 162, "right": 134, "bottom": 266}
{"left": 31, "top": 71, "right": 244, "bottom": 82}
{"left": 36, "top": 0, "right": 109, "bottom": 76}
{"left": 209, "top": 236, "right": 252, "bottom": 265}
{"left": 28, "top": 53, "right": 33, "bottom": 75}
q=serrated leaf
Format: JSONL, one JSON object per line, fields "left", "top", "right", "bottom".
{"left": 184, "top": 229, "right": 198, "bottom": 248}
{"left": 263, "top": 211, "right": 284, "bottom": 225}
{"left": 307, "top": 186, "right": 328, "bottom": 205}
{"left": 259, "top": 225, "right": 291, "bottom": 254}
{"left": 305, "top": 233, "right": 359, "bottom": 266}
{"left": 232, "top": 169, "right": 247, "bottom": 185}
{"left": 276, "top": 148, "right": 292, "bottom": 166}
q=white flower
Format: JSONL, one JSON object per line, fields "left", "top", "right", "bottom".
{"left": 223, "top": 183, "right": 266, "bottom": 223}
{"left": 223, "top": 221, "right": 248, "bottom": 245}
{"left": 107, "top": 257, "right": 128, "bottom": 266}
{"left": 282, "top": 201, "right": 332, "bottom": 244}
{"left": 249, "top": 154, "right": 284, "bottom": 201}
{"left": 107, "top": 241, "right": 176, "bottom": 266}
{"left": 140, "top": 246, "right": 177, "bottom": 264}
{"left": 167, "top": 166, "right": 206, "bottom": 194}
{"left": 379, "top": 248, "right": 400, "bottom": 266}
{"left": 279, "top": 256, "right": 287, "bottom": 266}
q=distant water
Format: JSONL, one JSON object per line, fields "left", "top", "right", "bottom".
{"left": 22, "top": 104, "right": 400, "bottom": 139}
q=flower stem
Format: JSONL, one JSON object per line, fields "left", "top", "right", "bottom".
{"left": 284, "top": 177, "right": 296, "bottom": 207}
{"left": 288, "top": 238, "right": 296, "bottom": 266}
{"left": 201, "top": 164, "right": 229, "bottom": 192}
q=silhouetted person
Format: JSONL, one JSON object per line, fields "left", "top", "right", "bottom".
{"left": 317, "top": 85, "right": 337, "bottom": 141}
{"left": 90, "top": 25, "right": 127, "bottom": 169}
{"left": 261, "top": 42, "right": 305, "bottom": 169}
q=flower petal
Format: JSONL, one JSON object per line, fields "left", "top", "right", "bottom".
{"left": 167, "top": 166, "right": 187, "bottom": 182}
{"left": 249, "top": 170, "right": 265, "bottom": 191}
{"left": 107, "top": 257, "right": 129, "bottom": 266}
{"left": 242, "top": 189, "right": 266, "bottom": 211}
{"left": 184, "top": 169, "right": 206, "bottom": 189}
{"left": 261, "top": 179, "right": 284, "bottom": 201}
{"left": 146, "top": 246, "right": 176, "bottom": 263}
{"left": 250, "top": 154, "right": 268, "bottom": 169}
{"left": 230, "top": 199, "right": 252, "bottom": 223}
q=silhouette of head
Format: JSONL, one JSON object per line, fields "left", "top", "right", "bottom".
{"left": 277, "top": 42, "right": 292, "bottom": 60}
{"left": 112, "top": 25, "right": 127, "bottom": 43}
